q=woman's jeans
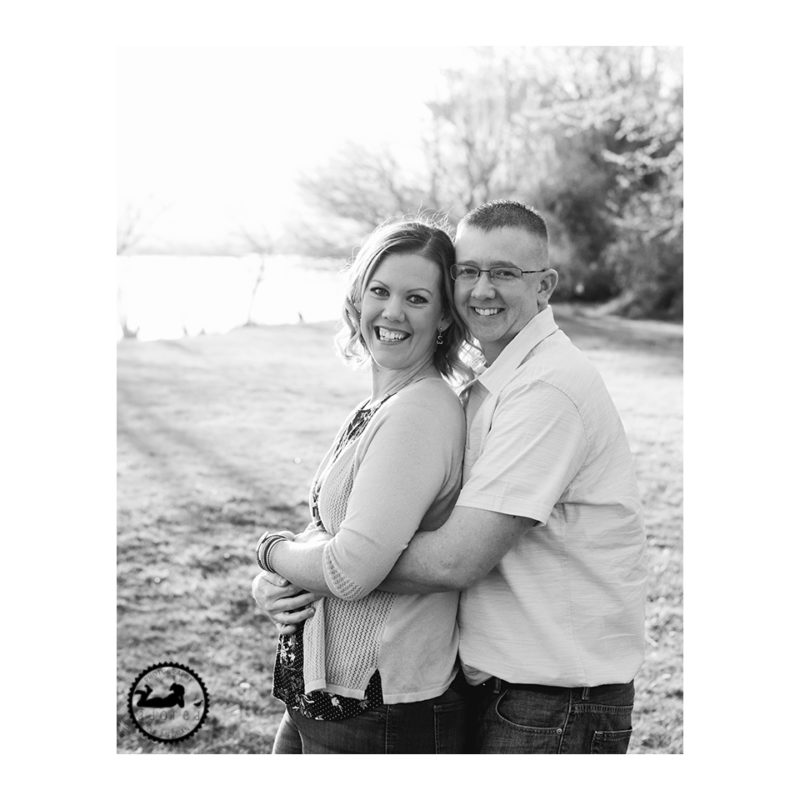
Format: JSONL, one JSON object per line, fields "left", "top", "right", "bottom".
{"left": 468, "top": 679, "right": 635, "bottom": 754}
{"left": 271, "top": 684, "right": 467, "bottom": 754}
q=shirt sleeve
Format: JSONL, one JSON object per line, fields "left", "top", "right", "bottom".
{"left": 456, "top": 380, "right": 588, "bottom": 524}
{"left": 322, "top": 394, "right": 464, "bottom": 601}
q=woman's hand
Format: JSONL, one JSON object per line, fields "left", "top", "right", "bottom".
{"left": 251, "top": 570, "right": 319, "bottom": 635}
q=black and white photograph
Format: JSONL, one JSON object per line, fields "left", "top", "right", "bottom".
{"left": 116, "top": 45, "right": 683, "bottom": 755}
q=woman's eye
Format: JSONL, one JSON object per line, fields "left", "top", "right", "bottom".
{"left": 369, "top": 286, "right": 388, "bottom": 297}
{"left": 408, "top": 294, "right": 428, "bottom": 305}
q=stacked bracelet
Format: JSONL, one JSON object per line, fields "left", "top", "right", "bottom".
{"left": 255, "top": 531, "right": 289, "bottom": 572}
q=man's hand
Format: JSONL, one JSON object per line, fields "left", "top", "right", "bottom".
{"left": 251, "top": 570, "right": 319, "bottom": 635}
{"left": 294, "top": 525, "right": 333, "bottom": 545}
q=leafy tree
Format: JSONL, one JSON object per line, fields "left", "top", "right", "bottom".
{"left": 541, "top": 47, "right": 683, "bottom": 316}
{"left": 296, "top": 46, "right": 683, "bottom": 319}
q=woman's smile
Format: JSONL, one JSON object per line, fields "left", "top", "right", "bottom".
{"left": 374, "top": 325, "right": 411, "bottom": 344}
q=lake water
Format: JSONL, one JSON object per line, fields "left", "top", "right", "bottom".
{"left": 117, "top": 254, "right": 348, "bottom": 341}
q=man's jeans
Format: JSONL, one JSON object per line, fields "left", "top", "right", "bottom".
{"left": 469, "top": 679, "right": 635, "bottom": 754}
{"left": 271, "top": 684, "right": 467, "bottom": 754}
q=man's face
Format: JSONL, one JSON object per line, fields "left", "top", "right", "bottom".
{"left": 453, "top": 224, "right": 547, "bottom": 362}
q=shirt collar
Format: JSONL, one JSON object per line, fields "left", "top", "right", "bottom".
{"left": 475, "top": 305, "right": 559, "bottom": 395}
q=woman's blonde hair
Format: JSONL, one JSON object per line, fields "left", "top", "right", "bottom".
{"left": 335, "top": 217, "right": 476, "bottom": 386}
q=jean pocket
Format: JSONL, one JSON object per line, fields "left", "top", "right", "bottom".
{"left": 433, "top": 699, "right": 468, "bottom": 754}
{"left": 591, "top": 727, "right": 632, "bottom": 754}
{"left": 481, "top": 689, "right": 566, "bottom": 753}
{"left": 494, "top": 688, "right": 567, "bottom": 732}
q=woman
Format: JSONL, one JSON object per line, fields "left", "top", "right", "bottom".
{"left": 251, "top": 219, "right": 473, "bottom": 754}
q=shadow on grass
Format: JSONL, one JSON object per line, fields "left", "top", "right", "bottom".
{"left": 117, "top": 382, "right": 272, "bottom": 501}
{"left": 556, "top": 305, "right": 682, "bottom": 357}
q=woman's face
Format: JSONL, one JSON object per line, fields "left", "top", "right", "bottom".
{"left": 359, "top": 252, "right": 448, "bottom": 374}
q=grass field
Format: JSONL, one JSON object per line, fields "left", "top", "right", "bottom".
{"left": 117, "top": 305, "right": 683, "bottom": 753}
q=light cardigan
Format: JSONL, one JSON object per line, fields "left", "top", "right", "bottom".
{"left": 301, "top": 375, "right": 466, "bottom": 704}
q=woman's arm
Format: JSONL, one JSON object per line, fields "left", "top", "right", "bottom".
{"left": 259, "top": 525, "right": 335, "bottom": 595}
{"left": 273, "top": 392, "right": 464, "bottom": 601}
{"left": 269, "top": 538, "right": 333, "bottom": 595}
{"left": 251, "top": 526, "right": 334, "bottom": 631}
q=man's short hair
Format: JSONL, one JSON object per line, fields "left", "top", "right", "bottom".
{"left": 458, "top": 200, "right": 549, "bottom": 246}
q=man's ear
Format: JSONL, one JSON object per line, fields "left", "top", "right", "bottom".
{"left": 537, "top": 269, "right": 559, "bottom": 307}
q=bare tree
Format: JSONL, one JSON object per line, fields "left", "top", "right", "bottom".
{"left": 297, "top": 141, "right": 440, "bottom": 233}
{"left": 423, "top": 50, "right": 546, "bottom": 215}
{"left": 117, "top": 198, "right": 167, "bottom": 254}
{"left": 117, "top": 198, "right": 169, "bottom": 338}
{"left": 117, "top": 204, "right": 146, "bottom": 255}
{"left": 237, "top": 225, "right": 275, "bottom": 326}
{"left": 117, "top": 284, "right": 139, "bottom": 340}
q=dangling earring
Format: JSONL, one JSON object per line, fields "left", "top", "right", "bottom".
{"left": 436, "top": 330, "right": 444, "bottom": 346}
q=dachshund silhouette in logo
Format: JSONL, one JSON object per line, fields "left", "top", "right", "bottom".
{"left": 133, "top": 683, "right": 185, "bottom": 709}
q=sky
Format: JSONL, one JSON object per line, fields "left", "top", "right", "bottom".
{"left": 117, "top": 46, "right": 474, "bottom": 250}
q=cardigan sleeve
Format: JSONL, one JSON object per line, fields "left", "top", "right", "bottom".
{"left": 321, "top": 387, "right": 464, "bottom": 601}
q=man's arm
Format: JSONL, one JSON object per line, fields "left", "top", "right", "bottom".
{"left": 380, "top": 506, "right": 534, "bottom": 594}
{"left": 382, "top": 380, "right": 587, "bottom": 594}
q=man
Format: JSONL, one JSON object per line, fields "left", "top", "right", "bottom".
{"left": 256, "top": 200, "right": 647, "bottom": 754}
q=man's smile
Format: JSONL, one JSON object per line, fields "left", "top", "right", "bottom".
{"left": 471, "top": 306, "right": 503, "bottom": 317}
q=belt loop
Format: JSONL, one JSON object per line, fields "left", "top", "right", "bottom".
{"left": 492, "top": 677, "right": 503, "bottom": 695}
{"left": 581, "top": 686, "right": 590, "bottom": 700}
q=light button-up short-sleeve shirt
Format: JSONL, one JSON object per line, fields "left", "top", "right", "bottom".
{"left": 457, "top": 306, "right": 647, "bottom": 687}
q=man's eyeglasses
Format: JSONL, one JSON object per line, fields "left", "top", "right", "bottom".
{"left": 449, "top": 263, "right": 548, "bottom": 284}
